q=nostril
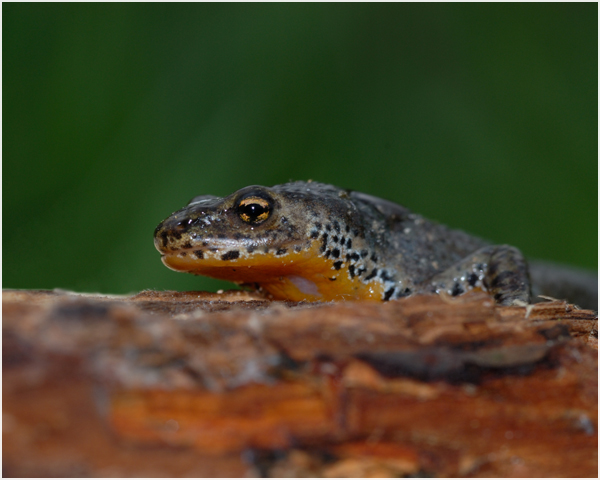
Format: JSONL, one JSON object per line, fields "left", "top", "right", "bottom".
{"left": 175, "top": 218, "right": 193, "bottom": 232}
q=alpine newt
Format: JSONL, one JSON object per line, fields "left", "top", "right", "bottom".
{"left": 154, "top": 181, "right": 597, "bottom": 308}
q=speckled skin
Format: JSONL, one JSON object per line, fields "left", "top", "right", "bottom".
{"left": 154, "top": 181, "right": 531, "bottom": 305}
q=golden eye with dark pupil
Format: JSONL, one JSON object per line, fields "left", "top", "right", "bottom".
{"left": 237, "top": 196, "right": 271, "bottom": 224}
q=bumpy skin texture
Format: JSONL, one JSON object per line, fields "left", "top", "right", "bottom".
{"left": 154, "top": 181, "right": 531, "bottom": 305}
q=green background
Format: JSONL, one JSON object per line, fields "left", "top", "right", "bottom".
{"left": 4, "top": 3, "right": 597, "bottom": 294}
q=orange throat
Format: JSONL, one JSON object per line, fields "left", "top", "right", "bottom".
{"left": 161, "top": 242, "right": 384, "bottom": 302}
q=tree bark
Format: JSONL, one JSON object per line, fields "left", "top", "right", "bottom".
{"left": 3, "top": 289, "right": 597, "bottom": 477}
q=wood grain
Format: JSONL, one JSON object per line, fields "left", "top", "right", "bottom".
{"left": 3, "top": 289, "right": 597, "bottom": 477}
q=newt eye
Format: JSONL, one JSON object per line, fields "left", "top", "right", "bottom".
{"left": 236, "top": 195, "right": 272, "bottom": 225}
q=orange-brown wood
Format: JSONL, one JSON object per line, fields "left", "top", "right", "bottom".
{"left": 3, "top": 289, "right": 597, "bottom": 477}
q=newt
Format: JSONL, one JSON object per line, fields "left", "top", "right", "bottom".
{"left": 154, "top": 181, "right": 597, "bottom": 308}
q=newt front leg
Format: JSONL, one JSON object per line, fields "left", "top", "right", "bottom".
{"left": 418, "top": 245, "right": 531, "bottom": 306}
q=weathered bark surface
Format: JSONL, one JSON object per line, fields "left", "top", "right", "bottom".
{"left": 3, "top": 289, "right": 597, "bottom": 477}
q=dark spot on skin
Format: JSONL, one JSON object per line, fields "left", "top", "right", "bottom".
{"left": 360, "top": 250, "right": 368, "bottom": 258}
{"left": 182, "top": 241, "right": 192, "bottom": 249}
{"left": 494, "top": 293, "right": 503, "bottom": 301}
{"left": 218, "top": 234, "right": 227, "bottom": 239}
{"left": 294, "top": 245, "right": 302, "bottom": 253}
{"left": 310, "top": 230, "right": 319, "bottom": 239}
{"left": 346, "top": 253, "right": 360, "bottom": 262}
{"left": 262, "top": 246, "right": 270, "bottom": 253}
{"left": 333, "top": 261, "right": 343, "bottom": 270}
{"left": 333, "top": 221, "right": 341, "bottom": 233}
{"left": 320, "top": 234, "right": 328, "bottom": 252}
{"left": 233, "top": 232, "right": 244, "bottom": 240}
{"left": 247, "top": 246, "right": 256, "bottom": 253}
{"left": 280, "top": 216, "right": 288, "bottom": 224}
{"left": 352, "top": 228, "right": 361, "bottom": 238}
{"left": 221, "top": 250, "right": 240, "bottom": 261}
{"left": 467, "top": 273, "right": 479, "bottom": 286}
{"left": 315, "top": 222, "right": 322, "bottom": 230}
{"left": 209, "top": 247, "right": 219, "bottom": 252}
{"left": 331, "top": 248, "right": 340, "bottom": 259}
{"left": 276, "top": 248, "right": 288, "bottom": 256}
{"left": 202, "top": 241, "right": 209, "bottom": 247}
{"left": 346, "top": 238, "right": 352, "bottom": 249}
{"left": 194, "top": 250, "right": 204, "bottom": 259}
{"left": 365, "top": 269, "right": 378, "bottom": 280}
{"left": 383, "top": 287, "right": 395, "bottom": 301}
{"left": 324, "top": 250, "right": 332, "bottom": 259}
{"left": 398, "top": 287, "right": 412, "bottom": 297}
{"left": 339, "top": 236, "right": 345, "bottom": 245}
{"left": 160, "top": 232, "right": 168, "bottom": 247}
{"left": 356, "top": 267, "right": 366, "bottom": 277}
{"left": 329, "top": 277, "right": 337, "bottom": 281}
{"left": 379, "top": 270, "right": 393, "bottom": 282}
{"left": 172, "top": 231, "right": 182, "bottom": 240}
{"left": 349, "top": 265, "right": 356, "bottom": 278}
{"left": 180, "top": 252, "right": 187, "bottom": 257}
{"left": 345, "top": 224, "right": 350, "bottom": 233}
{"left": 451, "top": 282, "right": 464, "bottom": 296}
{"left": 371, "top": 253, "right": 378, "bottom": 262}
{"left": 326, "top": 224, "right": 332, "bottom": 231}
{"left": 332, "top": 235, "right": 339, "bottom": 243}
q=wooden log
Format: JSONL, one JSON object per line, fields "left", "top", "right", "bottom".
{"left": 3, "top": 289, "right": 597, "bottom": 477}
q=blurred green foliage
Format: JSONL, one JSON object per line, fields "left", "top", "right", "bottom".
{"left": 3, "top": 3, "right": 597, "bottom": 293}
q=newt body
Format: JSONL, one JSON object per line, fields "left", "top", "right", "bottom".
{"left": 154, "top": 181, "right": 544, "bottom": 305}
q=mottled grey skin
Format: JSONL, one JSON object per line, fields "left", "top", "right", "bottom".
{"left": 155, "top": 181, "right": 596, "bottom": 308}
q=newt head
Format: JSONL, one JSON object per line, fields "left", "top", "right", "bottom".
{"left": 154, "top": 182, "right": 385, "bottom": 301}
